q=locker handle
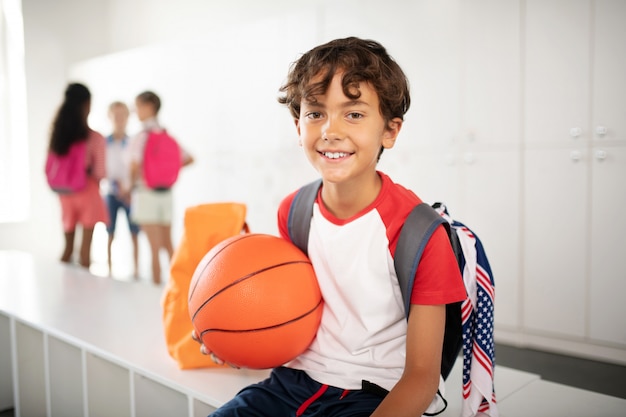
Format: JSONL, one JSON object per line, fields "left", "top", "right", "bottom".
{"left": 569, "top": 127, "right": 582, "bottom": 138}
{"left": 595, "top": 126, "right": 608, "bottom": 137}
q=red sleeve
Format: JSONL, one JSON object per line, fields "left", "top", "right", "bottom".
{"left": 277, "top": 189, "right": 298, "bottom": 241}
{"left": 410, "top": 224, "right": 467, "bottom": 305}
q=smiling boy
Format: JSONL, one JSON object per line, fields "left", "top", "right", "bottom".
{"left": 204, "top": 37, "right": 466, "bottom": 417}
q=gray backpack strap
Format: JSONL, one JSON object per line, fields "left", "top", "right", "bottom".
{"left": 287, "top": 179, "right": 323, "bottom": 255}
{"left": 394, "top": 203, "right": 449, "bottom": 317}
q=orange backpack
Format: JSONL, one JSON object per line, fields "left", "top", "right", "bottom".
{"left": 162, "top": 202, "right": 249, "bottom": 369}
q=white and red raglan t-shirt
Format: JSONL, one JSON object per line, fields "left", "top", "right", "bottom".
{"left": 277, "top": 172, "right": 467, "bottom": 391}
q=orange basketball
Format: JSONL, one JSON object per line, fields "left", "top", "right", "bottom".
{"left": 188, "top": 233, "right": 323, "bottom": 369}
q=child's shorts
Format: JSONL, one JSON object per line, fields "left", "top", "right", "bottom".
{"left": 59, "top": 179, "right": 108, "bottom": 232}
{"left": 130, "top": 187, "right": 173, "bottom": 225}
{"left": 105, "top": 193, "right": 140, "bottom": 235}
{"left": 210, "top": 366, "right": 384, "bottom": 417}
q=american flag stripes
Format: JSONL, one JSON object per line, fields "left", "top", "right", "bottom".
{"left": 435, "top": 206, "right": 499, "bottom": 417}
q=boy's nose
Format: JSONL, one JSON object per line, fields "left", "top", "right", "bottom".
{"left": 322, "top": 117, "right": 343, "bottom": 141}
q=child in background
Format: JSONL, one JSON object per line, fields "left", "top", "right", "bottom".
{"left": 48, "top": 83, "right": 108, "bottom": 268}
{"left": 197, "top": 37, "right": 467, "bottom": 416}
{"left": 104, "top": 101, "right": 140, "bottom": 278}
{"left": 128, "top": 91, "right": 194, "bottom": 285}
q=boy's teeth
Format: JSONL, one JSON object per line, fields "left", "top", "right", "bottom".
{"left": 324, "top": 152, "right": 347, "bottom": 159}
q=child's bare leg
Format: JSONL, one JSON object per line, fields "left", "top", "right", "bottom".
{"left": 107, "top": 233, "right": 114, "bottom": 275}
{"left": 79, "top": 227, "right": 94, "bottom": 268}
{"left": 161, "top": 224, "right": 174, "bottom": 260}
{"left": 142, "top": 224, "right": 162, "bottom": 284}
{"left": 61, "top": 231, "right": 75, "bottom": 263}
{"left": 131, "top": 233, "right": 139, "bottom": 278}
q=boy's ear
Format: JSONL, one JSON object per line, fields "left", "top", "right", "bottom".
{"left": 382, "top": 117, "right": 403, "bottom": 149}
{"left": 295, "top": 119, "right": 302, "bottom": 145}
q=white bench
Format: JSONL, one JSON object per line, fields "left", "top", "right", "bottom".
{"left": 0, "top": 250, "right": 269, "bottom": 417}
{"left": 2, "top": 250, "right": 624, "bottom": 417}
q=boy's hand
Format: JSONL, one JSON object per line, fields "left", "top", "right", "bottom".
{"left": 191, "top": 330, "right": 238, "bottom": 368}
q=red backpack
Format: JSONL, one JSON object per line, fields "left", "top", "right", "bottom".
{"left": 142, "top": 130, "right": 182, "bottom": 190}
{"left": 45, "top": 141, "right": 88, "bottom": 193}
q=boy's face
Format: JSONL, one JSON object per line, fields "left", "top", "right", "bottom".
{"left": 109, "top": 105, "right": 129, "bottom": 131}
{"left": 296, "top": 71, "right": 402, "bottom": 186}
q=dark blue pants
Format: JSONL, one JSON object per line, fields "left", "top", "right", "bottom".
{"left": 105, "top": 193, "right": 139, "bottom": 235}
{"left": 209, "top": 367, "right": 384, "bottom": 417}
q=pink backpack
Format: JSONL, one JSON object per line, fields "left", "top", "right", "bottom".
{"left": 45, "top": 141, "right": 88, "bottom": 193}
{"left": 142, "top": 130, "right": 182, "bottom": 190}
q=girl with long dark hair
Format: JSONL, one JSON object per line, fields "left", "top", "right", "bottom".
{"left": 48, "top": 83, "right": 107, "bottom": 268}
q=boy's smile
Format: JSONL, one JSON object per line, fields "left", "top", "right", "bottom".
{"left": 319, "top": 150, "right": 353, "bottom": 161}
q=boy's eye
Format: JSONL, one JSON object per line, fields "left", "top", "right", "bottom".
{"left": 306, "top": 112, "right": 322, "bottom": 119}
{"left": 347, "top": 112, "right": 363, "bottom": 120}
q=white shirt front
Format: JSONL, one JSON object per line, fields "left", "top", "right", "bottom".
{"left": 105, "top": 134, "right": 131, "bottom": 194}
{"left": 288, "top": 203, "right": 407, "bottom": 391}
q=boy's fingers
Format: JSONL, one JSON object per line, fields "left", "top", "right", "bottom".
{"left": 209, "top": 352, "right": 225, "bottom": 365}
{"left": 192, "top": 335, "right": 233, "bottom": 368}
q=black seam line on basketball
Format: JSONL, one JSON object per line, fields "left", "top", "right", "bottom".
{"left": 188, "top": 234, "right": 259, "bottom": 302}
{"left": 199, "top": 298, "right": 323, "bottom": 336}
{"left": 190, "top": 260, "right": 313, "bottom": 322}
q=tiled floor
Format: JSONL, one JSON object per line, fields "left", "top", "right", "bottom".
{"left": 495, "top": 343, "right": 626, "bottom": 400}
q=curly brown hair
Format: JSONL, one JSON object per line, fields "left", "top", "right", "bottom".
{"left": 277, "top": 37, "right": 410, "bottom": 125}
